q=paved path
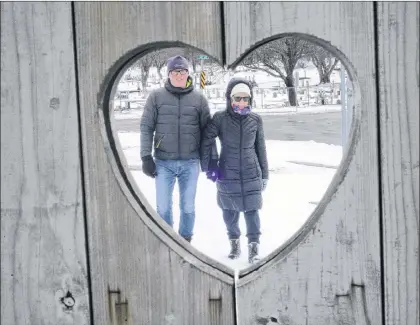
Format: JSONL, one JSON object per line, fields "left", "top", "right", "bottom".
{"left": 261, "top": 111, "right": 342, "bottom": 145}
{"left": 114, "top": 111, "right": 343, "bottom": 146}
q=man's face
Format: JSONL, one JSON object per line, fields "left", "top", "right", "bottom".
{"left": 169, "top": 69, "right": 189, "bottom": 88}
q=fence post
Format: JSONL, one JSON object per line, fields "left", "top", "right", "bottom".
{"left": 307, "top": 84, "right": 310, "bottom": 106}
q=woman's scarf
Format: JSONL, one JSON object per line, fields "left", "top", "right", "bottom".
{"left": 232, "top": 104, "right": 251, "bottom": 115}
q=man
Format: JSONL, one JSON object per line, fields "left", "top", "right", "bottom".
{"left": 140, "top": 55, "right": 212, "bottom": 243}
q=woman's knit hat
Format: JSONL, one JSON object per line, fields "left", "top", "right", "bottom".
{"left": 230, "top": 83, "right": 251, "bottom": 97}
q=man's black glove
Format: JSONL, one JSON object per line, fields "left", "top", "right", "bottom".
{"left": 141, "top": 155, "right": 157, "bottom": 178}
{"left": 206, "top": 159, "right": 220, "bottom": 182}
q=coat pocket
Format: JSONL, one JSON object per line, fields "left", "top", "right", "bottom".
{"left": 189, "top": 133, "right": 200, "bottom": 153}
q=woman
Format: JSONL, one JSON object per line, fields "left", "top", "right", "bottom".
{"left": 201, "top": 78, "right": 269, "bottom": 264}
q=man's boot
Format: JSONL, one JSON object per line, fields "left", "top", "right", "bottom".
{"left": 248, "top": 242, "right": 260, "bottom": 264}
{"left": 228, "top": 239, "right": 241, "bottom": 259}
{"left": 183, "top": 236, "right": 192, "bottom": 243}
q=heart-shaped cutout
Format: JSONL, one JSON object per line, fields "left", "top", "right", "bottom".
{"left": 109, "top": 37, "right": 354, "bottom": 271}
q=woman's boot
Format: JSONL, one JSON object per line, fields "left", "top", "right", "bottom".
{"left": 248, "top": 242, "right": 260, "bottom": 264}
{"left": 228, "top": 239, "right": 241, "bottom": 259}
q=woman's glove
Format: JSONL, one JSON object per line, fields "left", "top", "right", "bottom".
{"left": 206, "top": 159, "right": 220, "bottom": 182}
{"left": 206, "top": 170, "right": 219, "bottom": 182}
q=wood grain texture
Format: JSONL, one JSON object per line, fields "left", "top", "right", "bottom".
{"left": 73, "top": 2, "right": 235, "bottom": 325}
{"left": 224, "top": 2, "right": 382, "bottom": 324}
{"left": 376, "top": 3, "right": 420, "bottom": 325}
{"left": 1, "top": 2, "right": 90, "bottom": 325}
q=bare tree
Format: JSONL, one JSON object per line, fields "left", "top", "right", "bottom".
{"left": 204, "top": 61, "right": 228, "bottom": 85}
{"left": 131, "top": 52, "right": 156, "bottom": 96}
{"left": 182, "top": 47, "right": 200, "bottom": 73}
{"left": 130, "top": 46, "right": 225, "bottom": 91}
{"left": 122, "top": 69, "right": 135, "bottom": 81}
{"left": 152, "top": 49, "right": 171, "bottom": 80}
{"left": 309, "top": 45, "right": 338, "bottom": 84}
{"left": 296, "top": 58, "right": 310, "bottom": 70}
{"left": 240, "top": 37, "right": 312, "bottom": 106}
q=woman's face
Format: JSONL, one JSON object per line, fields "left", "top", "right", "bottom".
{"left": 231, "top": 92, "right": 251, "bottom": 109}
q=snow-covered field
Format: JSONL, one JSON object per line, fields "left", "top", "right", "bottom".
{"left": 116, "top": 131, "right": 343, "bottom": 270}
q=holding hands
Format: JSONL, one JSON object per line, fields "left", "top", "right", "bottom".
{"left": 206, "top": 159, "right": 220, "bottom": 182}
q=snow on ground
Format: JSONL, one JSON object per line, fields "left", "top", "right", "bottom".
{"left": 117, "top": 132, "right": 343, "bottom": 270}
{"left": 113, "top": 104, "right": 342, "bottom": 120}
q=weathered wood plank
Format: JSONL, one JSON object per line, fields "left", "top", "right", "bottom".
{"left": 1, "top": 2, "right": 90, "bottom": 325}
{"left": 74, "top": 2, "right": 234, "bottom": 324}
{"left": 224, "top": 2, "right": 382, "bottom": 324}
{"left": 376, "top": 3, "right": 420, "bottom": 325}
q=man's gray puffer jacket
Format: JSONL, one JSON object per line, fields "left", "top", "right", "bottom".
{"left": 201, "top": 78, "right": 269, "bottom": 212}
{"left": 140, "top": 77, "right": 211, "bottom": 162}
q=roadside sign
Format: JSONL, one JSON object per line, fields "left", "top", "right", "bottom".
{"left": 200, "top": 72, "right": 206, "bottom": 89}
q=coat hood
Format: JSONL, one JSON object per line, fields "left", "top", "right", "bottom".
{"left": 225, "top": 77, "right": 254, "bottom": 116}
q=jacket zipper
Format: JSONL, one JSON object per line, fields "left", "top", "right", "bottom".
{"left": 178, "top": 95, "right": 181, "bottom": 158}
{"left": 240, "top": 118, "right": 245, "bottom": 209}
{"left": 155, "top": 134, "right": 166, "bottom": 148}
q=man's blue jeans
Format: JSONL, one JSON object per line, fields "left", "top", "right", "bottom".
{"left": 155, "top": 158, "right": 200, "bottom": 239}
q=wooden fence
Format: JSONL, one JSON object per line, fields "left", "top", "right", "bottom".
{"left": 1, "top": 2, "right": 418, "bottom": 325}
